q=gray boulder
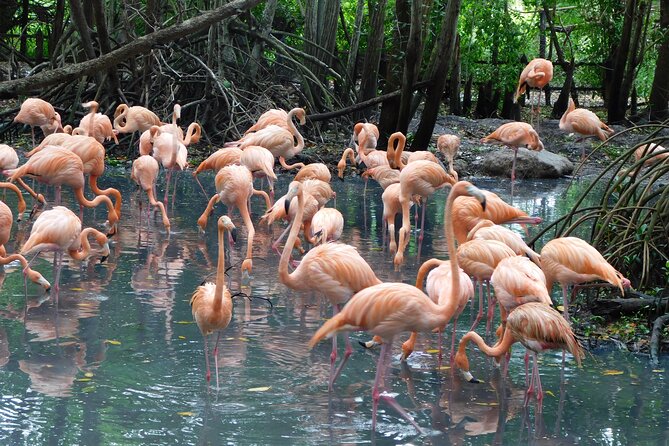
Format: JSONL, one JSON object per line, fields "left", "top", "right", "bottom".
{"left": 482, "top": 147, "right": 573, "bottom": 178}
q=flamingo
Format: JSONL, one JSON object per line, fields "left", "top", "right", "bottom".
{"left": 131, "top": 155, "right": 170, "bottom": 231}
{"left": 361, "top": 165, "right": 400, "bottom": 190}
{"left": 481, "top": 122, "right": 544, "bottom": 192}
{"left": 244, "top": 106, "right": 304, "bottom": 135}
{"left": 310, "top": 207, "right": 344, "bottom": 245}
{"left": 387, "top": 131, "right": 438, "bottom": 170}
{"left": 0, "top": 145, "right": 19, "bottom": 171}
{"left": 140, "top": 118, "right": 201, "bottom": 156}
{"left": 113, "top": 104, "right": 161, "bottom": 133}
{"left": 0, "top": 184, "right": 50, "bottom": 290}
{"left": 14, "top": 98, "right": 63, "bottom": 145}
{"left": 197, "top": 164, "right": 270, "bottom": 275}
{"left": 467, "top": 219, "right": 541, "bottom": 265}
{"left": 456, "top": 239, "right": 516, "bottom": 330}
{"left": 452, "top": 189, "right": 542, "bottom": 244}
{"left": 394, "top": 160, "right": 456, "bottom": 266}
{"left": 559, "top": 98, "right": 614, "bottom": 158}
{"left": 630, "top": 143, "right": 669, "bottom": 175}
{"left": 281, "top": 180, "right": 381, "bottom": 390}
{"left": 233, "top": 108, "right": 306, "bottom": 170}
{"left": 74, "top": 101, "right": 118, "bottom": 144}
{"left": 150, "top": 126, "right": 189, "bottom": 205}
{"left": 437, "top": 134, "right": 461, "bottom": 179}
{"left": 192, "top": 147, "right": 242, "bottom": 196}
{"left": 454, "top": 302, "right": 583, "bottom": 408}
{"left": 380, "top": 183, "right": 417, "bottom": 253}
{"left": 293, "top": 162, "right": 331, "bottom": 183}
{"left": 514, "top": 58, "right": 554, "bottom": 123}
{"left": 336, "top": 148, "right": 357, "bottom": 179}
{"left": 260, "top": 184, "right": 319, "bottom": 252}
{"left": 353, "top": 122, "right": 379, "bottom": 155}
{"left": 240, "top": 145, "right": 277, "bottom": 200}
{"left": 308, "top": 181, "right": 487, "bottom": 432}
{"left": 20, "top": 206, "right": 110, "bottom": 297}
{"left": 400, "top": 258, "right": 474, "bottom": 363}
{"left": 5, "top": 146, "right": 119, "bottom": 233}
{"left": 540, "top": 236, "right": 630, "bottom": 319}
{"left": 190, "top": 215, "right": 235, "bottom": 387}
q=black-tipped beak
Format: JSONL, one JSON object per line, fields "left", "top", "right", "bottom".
{"left": 45, "top": 286, "right": 51, "bottom": 293}
{"left": 338, "top": 174, "right": 345, "bottom": 182}
{"left": 100, "top": 255, "right": 108, "bottom": 263}
{"left": 284, "top": 199, "right": 290, "bottom": 215}
{"left": 480, "top": 198, "right": 487, "bottom": 212}
{"left": 106, "top": 228, "right": 116, "bottom": 238}
{"left": 230, "top": 228, "right": 238, "bottom": 243}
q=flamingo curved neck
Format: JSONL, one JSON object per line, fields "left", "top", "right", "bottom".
{"left": 214, "top": 221, "right": 227, "bottom": 311}
{"left": 69, "top": 228, "right": 95, "bottom": 260}
{"left": 393, "top": 134, "right": 407, "bottom": 169}
{"left": 279, "top": 188, "right": 303, "bottom": 289}
{"left": 286, "top": 111, "right": 304, "bottom": 155}
{"left": 0, "top": 182, "right": 26, "bottom": 216}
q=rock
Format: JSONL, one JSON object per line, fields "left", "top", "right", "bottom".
{"left": 482, "top": 147, "right": 573, "bottom": 178}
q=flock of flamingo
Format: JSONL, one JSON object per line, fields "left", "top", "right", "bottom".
{"left": 0, "top": 58, "right": 643, "bottom": 433}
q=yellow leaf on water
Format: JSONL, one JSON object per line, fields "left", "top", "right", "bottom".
{"left": 630, "top": 373, "right": 638, "bottom": 379}
{"left": 105, "top": 339, "right": 121, "bottom": 345}
{"left": 176, "top": 321, "right": 194, "bottom": 325}
{"left": 602, "top": 370, "right": 624, "bottom": 376}
{"left": 70, "top": 287, "right": 84, "bottom": 291}
{"left": 178, "top": 336, "right": 186, "bottom": 340}
{"left": 437, "top": 365, "right": 451, "bottom": 370}
{"left": 653, "top": 369, "right": 665, "bottom": 373}
{"left": 84, "top": 372, "right": 94, "bottom": 378}
{"left": 177, "top": 412, "right": 194, "bottom": 417}
{"left": 474, "top": 402, "right": 499, "bottom": 406}
{"left": 556, "top": 305, "right": 564, "bottom": 312}
{"left": 226, "top": 337, "right": 235, "bottom": 341}
{"left": 544, "top": 390, "right": 555, "bottom": 397}
{"left": 426, "top": 349, "right": 440, "bottom": 354}
{"left": 76, "top": 378, "right": 92, "bottom": 382}
{"left": 238, "top": 337, "right": 250, "bottom": 342}
{"left": 247, "top": 386, "right": 271, "bottom": 392}
{"left": 82, "top": 386, "right": 95, "bottom": 393}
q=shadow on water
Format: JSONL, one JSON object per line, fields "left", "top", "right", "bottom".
{"left": 0, "top": 168, "right": 667, "bottom": 445}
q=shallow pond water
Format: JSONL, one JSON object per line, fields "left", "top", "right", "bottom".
{"left": 0, "top": 170, "right": 667, "bottom": 445}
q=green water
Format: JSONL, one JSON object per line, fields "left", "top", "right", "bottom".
{"left": 0, "top": 171, "right": 667, "bottom": 445}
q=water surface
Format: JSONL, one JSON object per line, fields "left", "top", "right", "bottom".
{"left": 0, "top": 171, "right": 667, "bottom": 445}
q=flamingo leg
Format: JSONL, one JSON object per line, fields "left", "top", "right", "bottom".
{"left": 53, "top": 251, "right": 63, "bottom": 304}
{"left": 163, "top": 169, "right": 172, "bottom": 206}
{"left": 525, "top": 350, "right": 530, "bottom": 386}
{"left": 213, "top": 331, "right": 222, "bottom": 389}
{"left": 331, "top": 333, "right": 353, "bottom": 389}
{"left": 194, "top": 175, "right": 209, "bottom": 200}
{"left": 437, "top": 328, "right": 443, "bottom": 366}
{"left": 486, "top": 282, "right": 495, "bottom": 335}
{"left": 418, "top": 196, "right": 427, "bottom": 242}
{"left": 329, "top": 308, "right": 339, "bottom": 391}
{"left": 203, "top": 334, "right": 211, "bottom": 383}
{"left": 561, "top": 284, "right": 570, "bottom": 319}
{"left": 450, "top": 316, "right": 458, "bottom": 363}
{"left": 470, "top": 280, "right": 484, "bottom": 331}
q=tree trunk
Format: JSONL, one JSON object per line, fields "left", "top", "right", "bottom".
{"left": 50, "top": 0, "right": 66, "bottom": 58}
{"left": 20, "top": 0, "right": 29, "bottom": 56}
{"left": 542, "top": 2, "right": 574, "bottom": 118}
{"left": 396, "top": 0, "right": 424, "bottom": 135}
{"left": 412, "top": 0, "right": 462, "bottom": 148}
{"left": 358, "top": 0, "right": 388, "bottom": 119}
{"left": 649, "top": 0, "right": 669, "bottom": 120}
{"left": 607, "top": 0, "right": 639, "bottom": 123}
{"left": 377, "top": 0, "right": 410, "bottom": 138}
{"left": 345, "top": 0, "right": 366, "bottom": 92}
{"left": 92, "top": 0, "right": 122, "bottom": 97}
{"left": 463, "top": 75, "right": 472, "bottom": 115}
{"left": 248, "top": 0, "right": 278, "bottom": 80}
{"left": 449, "top": 36, "right": 462, "bottom": 116}
{"left": 70, "top": 0, "right": 97, "bottom": 61}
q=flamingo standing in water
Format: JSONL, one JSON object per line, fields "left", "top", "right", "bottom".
{"left": 232, "top": 108, "right": 306, "bottom": 170}
{"left": 467, "top": 219, "right": 541, "bottom": 265}
{"left": 190, "top": 215, "right": 235, "bottom": 387}
{"left": 192, "top": 147, "right": 242, "bottom": 196}
{"left": 437, "top": 134, "right": 461, "bottom": 179}
{"left": 336, "top": 148, "right": 357, "bottom": 179}
{"left": 514, "top": 58, "right": 553, "bottom": 123}
{"left": 0, "top": 183, "right": 51, "bottom": 290}
{"left": 5, "top": 146, "right": 119, "bottom": 233}
{"left": 244, "top": 107, "right": 304, "bottom": 135}
{"left": 387, "top": 131, "right": 438, "bottom": 170}
{"left": 481, "top": 122, "right": 544, "bottom": 193}
{"left": 352, "top": 122, "right": 379, "bottom": 155}
{"left": 240, "top": 145, "right": 277, "bottom": 201}
{"left": 559, "top": 98, "right": 614, "bottom": 159}
{"left": 394, "top": 160, "right": 456, "bottom": 266}
{"left": 14, "top": 98, "right": 63, "bottom": 145}
{"left": 20, "top": 206, "right": 110, "bottom": 297}
{"left": 540, "top": 236, "right": 630, "bottom": 319}
{"left": 310, "top": 207, "right": 344, "bottom": 245}
{"left": 131, "top": 155, "right": 170, "bottom": 231}
{"left": 197, "top": 164, "right": 270, "bottom": 275}
{"left": 309, "top": 181, "right": 487, "bottom": 432}
{"left": 455, "top": 302, "right": 583, "bottom": 408}
{"left": 149, "top": 126, "right": 189, "bottom": 205}
{"left": 113, "top": 104, "right": 161, "bottom": 134}
{"left": 281, "top": 181, "right": 381, "bottom": 390}
{"left": 293, "top": 163, "right": 331, "bottom": 183}
{"left": 74, "top": 101, "right": 118, "bottom": 144}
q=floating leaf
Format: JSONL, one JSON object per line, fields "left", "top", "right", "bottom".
{"left": 226, "top": 337, "right": 235, "bottom": 341}
{"left": 105, "top": 339, "right": 122, "bottom": 345}
{"left": 630, "top": 373, "right": 638, "bottom": 379}
{"left": 177, "top": 412, "right": 194, "bottom": 417}
{"left": 544, "top": 390, "right": 555, "bottom": 397}
{"left": 238, "top": 337, "right": 250, "bottom": 342}
{"left": 76, "top": 378, "right": 92, "bottom": 382}
{"left": 176, "top": 321, "right": 194, "bottom": 325}
{"left": 247, "top": 386, "right": 271, "bottom": 392}
{"left": 474, "top": 402, "right": 499, "bottom": 406}
{"left": 84, "top": 372, "right": 94, "bottom": 378}
{"left": 82, "top": 386, "right": 95, "bottom": 393}
{"left": 426, "top": 349, "right": 440, "bottom": 354}
{"left": 178, "top": 336, "right": 186, "bottom": 340}
{"left": 653, "top": 369, "right": 664, "bottom": 373}
{"left": 437, "top": 365, "right": 451, "bottom": 370}
{"left": 70, "top": 287, "right": 84, "bottom": 291}
{"left": 602, "top": 370, "right": 624, "bottom": 376}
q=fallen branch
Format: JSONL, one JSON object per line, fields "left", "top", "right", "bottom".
{"left": 591, "top": 292, "right": 669, "bottom": 319}
{"left": 0, "top": 0, "right": 262, "bottom": 98}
